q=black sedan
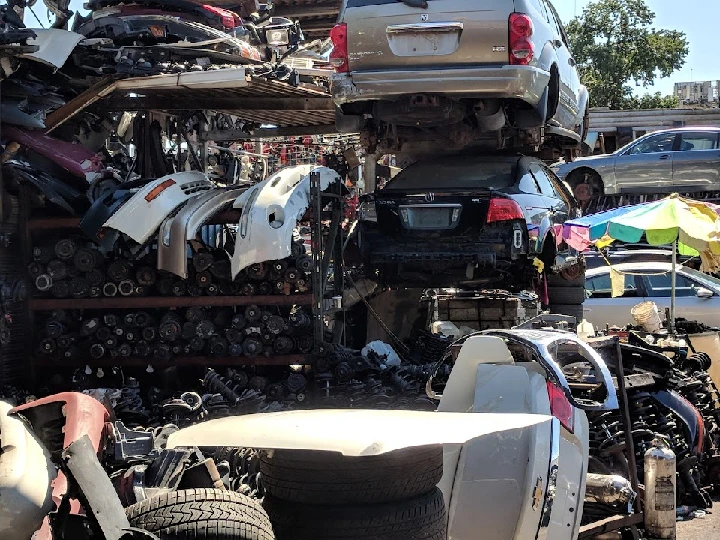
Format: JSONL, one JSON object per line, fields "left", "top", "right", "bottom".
{"left": 357, "top": 154, "right": 581, "bottom": 288}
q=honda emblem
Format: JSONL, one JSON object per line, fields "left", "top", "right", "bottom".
{"left": 424, "top": 193, "right": 435, "bottom": 202}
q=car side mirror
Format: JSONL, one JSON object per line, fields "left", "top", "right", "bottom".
{"left": 696, "top": 287, "right": 714, "bottom": 299}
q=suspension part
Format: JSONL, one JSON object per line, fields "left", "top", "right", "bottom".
{"left": 136, "top": 266, "right": 157, "bottom": 286}
{"left": 47, "top": 259, "right": 68, "bottom": 280}
{"left": 54, "top": 239, "right": 77, "bottom": 261}
{"left": 107, "top": 259, "right": 132, "bottom": 282}
{"left": 73, "top": 248, "right": 97, "bottom": 272}
{"left": 69, "top": 277, "right": 90, "bottom": 298}
{"left": 102, "top": 282, "right": 118, "bottom": 297}
{"left": 273, "top": 335, "right": 295, "bottom": 355}
{"left": 35, "top": 274, "right": 52, "bottom": 292}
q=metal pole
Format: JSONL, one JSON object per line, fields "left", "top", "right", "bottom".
{"left": 615, "top": 338, "right": 643, "bottom": 513}
{"left": 670, "top": 239, "right": 677, "bottom": 333}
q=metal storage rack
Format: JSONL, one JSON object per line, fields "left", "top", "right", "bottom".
{"left": 20, "top": 186, "right": 313, "bottom": 374}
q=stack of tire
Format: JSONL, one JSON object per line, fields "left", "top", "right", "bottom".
{"left": 546, "top": 266, "right": 587, "bottom": 322}
{"left": 261, "top": 445, "right": 446, "bottom": 540}
{"left": 126, "top": 488, "right": 275, "bottom": 540}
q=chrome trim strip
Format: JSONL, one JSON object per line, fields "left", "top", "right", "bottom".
{"left": 386, "top": 22, "right": 464, "bottom": 34}
{"left": 537, "top": 417, "right": 560, "bottom": 540}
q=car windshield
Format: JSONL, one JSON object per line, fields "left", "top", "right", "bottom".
{"left": 682, "top": 266, "right": 720, "bottom": 290}
{"left": 382, "top": 159, "right": 516, "bottom": 191}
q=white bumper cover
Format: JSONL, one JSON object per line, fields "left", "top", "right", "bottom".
{"left": 104, "top": 171, "right": 214, "bottom": 245}
{"left": 231, "top": 165, "right": 342, "bottom": 278}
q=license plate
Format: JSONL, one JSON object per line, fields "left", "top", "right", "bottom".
{"left": 407, "top": 208, "right": 452, "bottom": 228}
{"left": 386, "top": 23, "right": 462, "bottom": 57}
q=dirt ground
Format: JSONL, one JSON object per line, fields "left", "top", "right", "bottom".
{"left": 676, "top": 499, "right": 720, "bottom": 540}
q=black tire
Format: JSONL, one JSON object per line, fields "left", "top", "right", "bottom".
{"left": 259, "top": 445, "right": 443, "bottom": 505}
{"left": 264, "top": 487, "right": 446, "bottom": 540}
{"left": 126, "top": 488, "right": 274, "bottom": 540}
{"left": 567, "top": 169, "right": 604, "bottom": 203}
{"left": 549, "top": 303, "right": 585, "bottom": 321}
{"left": 546, "top": 272, "right": 585, "bottom": 288}
{"left": 546, "top": 66, "right": 560, "bottom": 121}
{"left": 547, "top": 285, "right": 586, "bottom": 304}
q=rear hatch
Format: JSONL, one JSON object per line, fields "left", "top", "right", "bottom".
{"left": 343, "top": 0, "right": 513, "bottom": 71}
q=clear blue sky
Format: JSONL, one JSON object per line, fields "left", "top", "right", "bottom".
{"left": 24, "top": 0, "right": 716, "bottom": 97}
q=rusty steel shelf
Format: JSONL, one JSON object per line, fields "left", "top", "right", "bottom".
{"left": 28, "top": 216, "right": 81, "bottom": 230}
{"left": 29, "top": 294, "right": 312, "bottom": 310}
{"left": 27, "top": 210, "right": 242, "bottom": 231}
{"left": 34, "top": 354, "right": 309, "bottom": 368}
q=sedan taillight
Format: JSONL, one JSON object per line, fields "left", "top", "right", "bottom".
{"left": 509, "top": 13, "right": 534, "bottom": 65}
{"left": 486, "top": 198, "right": 524, "bottom": 223}
{"left": 329, "top": 23, "right": 349, "bottom": 73}
{"left": 547, "top": 381, "right": 575, "bottom": 433}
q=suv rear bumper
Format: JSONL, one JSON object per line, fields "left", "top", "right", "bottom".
{"left": 332, "top": 65, "right": 550, "bottom": 106}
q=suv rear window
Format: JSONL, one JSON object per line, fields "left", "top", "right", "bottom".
{"left": 382, "top": 159, "right": 516, "bottom": 191}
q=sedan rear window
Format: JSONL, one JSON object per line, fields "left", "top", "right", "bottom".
{"left": 382, "top": 160, "right": 516, "bottom": 191}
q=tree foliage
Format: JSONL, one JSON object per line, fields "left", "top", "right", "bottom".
{"left": 625, "top": 92, "right": 679, "bottom": 110}
{"left": 566, "top": 0, "right": 688, "bottom": 109}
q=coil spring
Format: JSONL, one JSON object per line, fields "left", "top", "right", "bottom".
{"left": 204, "top": 369, "right": 242, "bottom": 405}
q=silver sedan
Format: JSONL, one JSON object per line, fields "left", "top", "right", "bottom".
{"left": 582, "top": 261, "right": 720, "bottom": 329}
{"left": 554, "top": 127, "right": 720, "bottom": 204}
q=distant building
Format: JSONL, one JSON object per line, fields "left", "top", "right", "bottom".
{"left": 674, "top": 80, "right": 719, "bottom": 106}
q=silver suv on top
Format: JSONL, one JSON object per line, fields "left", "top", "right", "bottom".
{"left": 329, "top": 0, "right": 589, "bottom": 153}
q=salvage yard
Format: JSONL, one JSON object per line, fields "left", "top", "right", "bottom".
{"left": 1, "top": 0, "right": 720, "bottom": 539}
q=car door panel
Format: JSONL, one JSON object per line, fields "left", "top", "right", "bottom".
{"left": 345, "top": 0, "right": 510, "bottom": 71}
{"left": 672, "top": 132, "right": 720, "bottom": 190}
{"left": 638, "top": 272, "right": 720, "bottom": 328}
{"left": 613, "top": 133, "right": 677, "bottom": 192}
{"left": 542, "top": 0, "right": 579, "bottom": 125}
{"left": 583, "top": 273, "right": 642, "bottom": 329}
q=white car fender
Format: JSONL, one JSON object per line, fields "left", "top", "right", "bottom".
{"left": 231, "top": 165, "right": 342, "bottom": 278}
{"left": 103, "top": 172, "right": 214, "bottom": 244}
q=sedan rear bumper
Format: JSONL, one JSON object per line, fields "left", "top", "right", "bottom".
{"left": 332, "top": 65, "right": 550, "bottom": 106}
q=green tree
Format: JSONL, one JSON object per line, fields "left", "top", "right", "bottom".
{"left": 566, "top": 0, "right": 688, "bottom": 109}
{"left": 624, "top": 92, "right": 679, "bottom": 110}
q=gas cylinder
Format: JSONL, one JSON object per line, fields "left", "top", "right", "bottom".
{"left": 644, "top": 435, "right": 676, "bottom": 539}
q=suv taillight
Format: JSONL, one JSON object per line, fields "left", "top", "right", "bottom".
{"left": 329, "top": 23, "right": 349, "bottom": 73}
{"left": 509, "top": 13, "right": 534, "bottom": 65}
{"left": 547, "top": 381, "right": 575, "bottom": 433}
{"left": 486, "top": 198, "right": 524, "bottom": 223}
{"left": 202, "top": 5, "right": 241, "bottom": 28}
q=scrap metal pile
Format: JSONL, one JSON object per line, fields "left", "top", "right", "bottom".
{"left": 583, "top": 333, "right": 720, "bottom": 520}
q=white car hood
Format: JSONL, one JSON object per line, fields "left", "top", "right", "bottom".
{"left": 231, "top": 165, "right": 342, "bottom": 278}
{"left": 166, "top": 408, "right": 552, "bottom": 455}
